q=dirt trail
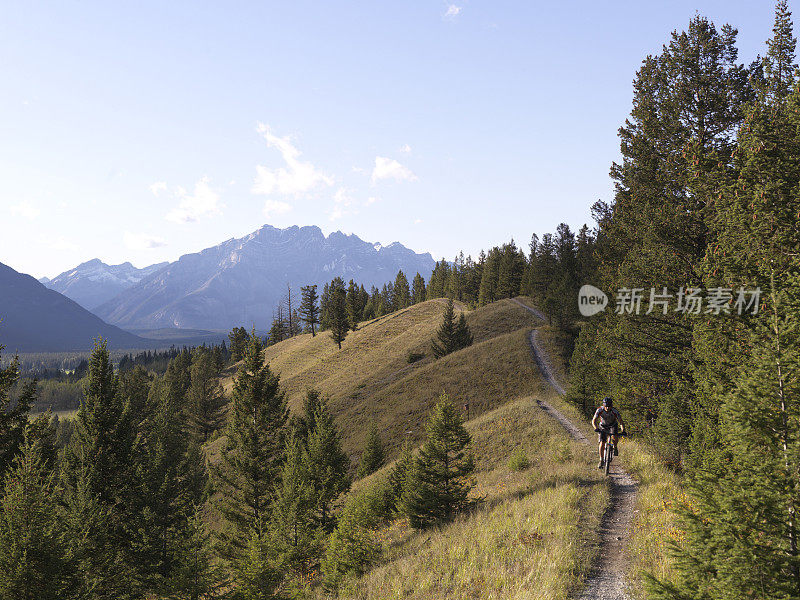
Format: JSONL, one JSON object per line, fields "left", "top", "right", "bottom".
{"left": 510, "top": 299, "right": 637, "bottom": 600}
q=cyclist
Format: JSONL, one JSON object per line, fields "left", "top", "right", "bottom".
{"left": 591, "top": 397, "right": 625, "bottom": 469}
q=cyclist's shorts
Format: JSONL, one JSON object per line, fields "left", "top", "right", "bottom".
{"left": 598, "top": 424, "right": 618, "bottom": 443}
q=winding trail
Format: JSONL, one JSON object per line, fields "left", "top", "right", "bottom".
{"left": 510, "top": 299, "right": 637, "bottom": 600}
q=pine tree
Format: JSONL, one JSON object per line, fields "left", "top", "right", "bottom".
{"left": 329, "top": 286, "right": 349, "bottom": 350}
{"left": 411, "top": 272, "right": 426, "bottom": 304}
{"left": 214, "top": 334, "right": 288, "bottom": 556}
{"left": 387, "top": 440, "right": 414, "bottom": 512}
{"left": 134, "top": 356, "right": 208, "bottom": 590}
{"left": 764, "top": 0, "right": 798, "bottom": 101}
{"left": 648, "top": 279, "right": 800, "bottom": 599}
{"left": 231, "top": 530, "right": 282, "bottom": 600}
{"left": 63, "top": 338, "right": 139, "bottom": 597}
{"left": 453, "top": 313, "right": 474, "bottom": 351}
{"left": 0, "top": 350, "right": 34, "bottom": 477}
{"left": 357, "top": 423, "right": 385, "bottom": 479}
{"left": 289, "top": 389, "right": 323, "bottom": 443}
{"left": 346, "top": 279, "right": 360, "bottom": 331}
{"left": 393, "top": 270, "right": 411, "bottom": 310}
{"left": 0, "top": 434, "right": 71, "bottom": 600}
{"left": 63, "top": 455, "right": 137, "bottom": 599}
{"left": 187, "top": 349, "right": 226, "bottom": 443}
{"left": 401, "top": 395, "right": 475, "bottom": 529}
{"left": 166, "top": 505, "right": 226, "bottom": 600}
{"left": 321, "top": 486, "right": 384, "bottom": 591}
{"left": 270, "top": 434, "right": 321, "bottom": 577}
{"left": 228, "top": 328, "right": 251, "bottom": 362}
{"left": 305, "top": 401, "right": 350, "bottom": 530}
{"left": 431, "top": 298, "right": 457, "bottom": 359}
{"left": 431, "top": 299, "right": 472, "bottom": 358}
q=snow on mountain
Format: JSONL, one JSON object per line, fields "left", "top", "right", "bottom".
{"left": 43, "top": 259, "right": 169, "bottom": 311}
{"left": 94, "top": 224, "right": 436, "bottom": 330}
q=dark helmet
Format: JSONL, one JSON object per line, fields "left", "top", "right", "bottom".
{"left": 602, "top": 397, "right": 613, "bottom": 408}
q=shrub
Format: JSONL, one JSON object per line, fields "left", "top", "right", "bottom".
{"left": 508, "top": 450, "right": 530, "bottom": 471}
{"left": 407, "top": 351, "right": 425, "bottom": 364}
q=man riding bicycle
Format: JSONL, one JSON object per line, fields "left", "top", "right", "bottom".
{"left": 591, "top": 397, "right": 626, "bottom": 469}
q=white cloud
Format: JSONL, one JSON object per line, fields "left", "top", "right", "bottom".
{"left": 365, "top": 196, "right": 379, "bottom": 206}
{"left": 165, "top": 176, "right": 222, "bottom": 224}
{"left": 149, "top": 181, "right": 167, "bottom": 196}
{"left": 371, "top": 156, "right": 418, "bottom": 184}
{"left": 399, "top": 144, "right": 412, "bottom": 154}
{"left": 263, "top": 199, "right": 292, "bottom": 219}
{"left": 252, "top": 123, "right": 333, "bottom": 197}
{"left": 9, "top": 200, "right": 40, "bottom": 220}
{"left": 445, "top": 4, "right": 462, "bottom": 17}
{"left": 124, "top": 231, "right": 167, "bottom": 250}
{"left": 329, "top": 187, "right": 357, "bottom": 221}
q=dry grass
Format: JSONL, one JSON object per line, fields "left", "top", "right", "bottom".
{"left": 624, "top": 441, "right": 682, "bottom": 596}
{"left": 224, "top": 299, "right": 540, "bottom": 458}
{"left": 530, "top": 306, "right": 682, "bottom": 598}
{"left": 314, "top": 397, "right": 607, "bottom": 600}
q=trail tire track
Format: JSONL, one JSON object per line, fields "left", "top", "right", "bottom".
{"left": 511, "top": 298, "right": 637, "bottom": 600}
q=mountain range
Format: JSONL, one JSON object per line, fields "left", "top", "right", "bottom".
{"left": 41, "top": 259, "right": 169, "bottom": 311}
{"left": 0, "top": 262, "right": 148, "bottom": 352}
{"left": 93, "top": 225, "right": 435, "bottom": 330}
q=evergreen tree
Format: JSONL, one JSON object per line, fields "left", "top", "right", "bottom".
{"left": 321, "top": 485, "right": 384, "bottom": 591}
{"left": 305, "top": 401, "right": 350, "bottom": 530}
{"left": 231, "top": 530, "right": 282, "bottom": 600}
{"left": 431, "top": 299, "right": 472, "bottom": 358}
{"left": 134, "top": 357, "right": 207, "bottom": 590}
{"left": 0, "top": 434, "right": 71, "bottom": 600}
{"left": 387, "top": 441, "right": 414, "bottom": 512}
{"left": 393, "top": 270, "right": 411, "bottom": 310}
{"left": 228, "top": 328, "right": 251, "bottom": 362}
{"left": 63, "top": 338, "right": 139, "bottom": 597}
{"left": 118, "top": 365, "right": 152, "bottom": 420}
{"left": 649, "top": 279, "right": 800, "bottom": 599}
{"left": 268, "top": 306, "right": 287, "bottom": 346}
{"left": 289, "top": 389, "right": 323, "bottom": 444}
{"left": 411, "top": 272, "right": 427, "bottom": 304}
{"left": 214, "top": 334, "right": 288, "bottom": 556}
{"left": 270, "top": 434, "right": 321, "bottom": 577}
{"left": 0, "top": 351, "right": 34, "bottom": 477}
{"left": 329, "top": 286, "right": 349, "bottom": 350}
{"left": 320, "top": 277, "right": 346, "bottom": 331}
{"left": 356, "top": 423, "right": 385, "bottom": 479}
{"left": 401, "top": 395, "right": 475, "bottom": 529}
{"left": 187, "top": 349, "right": 227, "bottom": 443}
{"left": 346, "top": 279, "right": 360, "bottom": 331}
{"left": 477, "top": 249, "right": 500, "bottom": 306}
{"left": 453, "top": 313, "right": 474, "bottom": 351}
{"left": 764, "top": 0, "right": 798, "bottom": 101}
{"left": 165, "top": 505, "right": 226, "bottom": 600}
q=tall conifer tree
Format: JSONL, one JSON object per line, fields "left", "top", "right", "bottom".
{"left": 214, "top": 334, "right": 288, "bottom": 556}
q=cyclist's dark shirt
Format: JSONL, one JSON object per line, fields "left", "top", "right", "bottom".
{"left": 593, "top": 406, "right": 621, "bottom": 428}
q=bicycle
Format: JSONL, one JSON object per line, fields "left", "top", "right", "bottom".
{"left": 597, "top": 428, "right": 626, "bottom": 475}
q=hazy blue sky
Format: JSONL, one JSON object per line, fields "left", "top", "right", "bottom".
{"left": 0, "top": 1, "right": 779, "bottom": 278}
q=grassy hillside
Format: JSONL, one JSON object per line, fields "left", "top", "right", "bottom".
{"left": 211, "top": 296, "right": 679, "bottom": 598}
{"left": 224, "top": 299, "right": 541, "bottom": 457}
{"left": 314, "top": 396, "right": 607, "bottom": 600}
